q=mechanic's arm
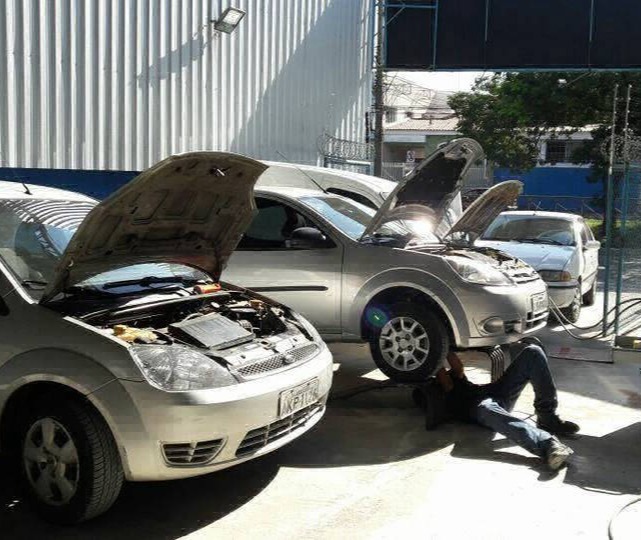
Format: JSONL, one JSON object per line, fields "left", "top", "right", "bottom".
{"left": 436, "top": 351, "right": 467, "bottom": 392}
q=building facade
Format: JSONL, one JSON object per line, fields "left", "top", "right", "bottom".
{"left": 0, "top": 0, "right": 373, "bottom": 196}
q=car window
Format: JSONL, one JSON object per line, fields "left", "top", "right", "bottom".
{"left": 237, "top": 197, "right": 321, "bottom": 250}
{"left": 300, "top": 194, "right": 440, "bottom": 244}
{"left": 0, "top": 199, "right": 207, "bottom": 299}
{"left": 326, "top": 188, "right": 377, "bottom": 210}
{"left": 482, "top": 215, "right": 576, "bottom": 246}
{"left": 579, "top": 222, "right": 594, "bottom": 243}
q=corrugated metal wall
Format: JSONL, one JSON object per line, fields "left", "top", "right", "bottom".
{"left": 0, "top": 0, "right": 373, "bottom": 171}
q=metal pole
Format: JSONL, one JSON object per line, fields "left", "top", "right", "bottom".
{"left": 602, "top": 83, "right": 619, "bottom": 336}
{"left": 373, "top": 0, "right": 385, "bottom": 177}
{"left": 614, "top": 84, "right": 633, "bottom": 334}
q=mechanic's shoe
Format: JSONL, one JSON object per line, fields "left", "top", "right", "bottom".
{"left": 545, "top": 437, "right": 574, "bottom": 471}
{"left": 537, "top": 414, "right": 580, "bottom": 436}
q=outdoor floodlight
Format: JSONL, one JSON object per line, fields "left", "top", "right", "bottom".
{"left": 213, "top": 7, "right": 246, "bottom": 34}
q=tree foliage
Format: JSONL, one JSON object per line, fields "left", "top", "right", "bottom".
{"left": 449, "top": 72, "right": 641, "bottom": 181}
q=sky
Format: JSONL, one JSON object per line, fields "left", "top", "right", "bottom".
{"left": 395, "top": 71, "right": 485, "bottom": 92}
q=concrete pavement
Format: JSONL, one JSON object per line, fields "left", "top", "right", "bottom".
{"left": 1, "top": 308, "right": 640, "bottom": 539}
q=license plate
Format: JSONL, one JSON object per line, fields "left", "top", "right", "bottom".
{"left": 279, "top": 378, "right": 319, "bottom": 417}
{"left": 532, "top": 292, "right": 548, "bottom": 313}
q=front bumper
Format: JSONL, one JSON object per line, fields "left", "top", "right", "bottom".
{"left": 91, "top": 344, "right": 333, "bottom": 481}
{"left": 546, "top": 281, "right": 579, "bottom": 309}
{"left": 455, "top": 279, "right": 549, "bottom": 349}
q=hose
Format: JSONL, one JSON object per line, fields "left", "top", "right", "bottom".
{"left": 608, "top": 496, "right": 641, "bottom": 540}
{"left": 548, "top": 296, "right": 641, "bottom": 342}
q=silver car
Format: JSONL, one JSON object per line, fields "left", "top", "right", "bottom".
{"left": 225, "top": 139, "right": 549, "bottom": 383}
{"left": 0, "top": 153, "right": 332, "bottom": 523}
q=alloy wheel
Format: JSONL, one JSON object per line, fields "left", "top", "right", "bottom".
{"left": 23, "top": 417, "right": 80, "bottom": 506}
{"left": 379, "top": 316, "right": 430, "bottom": 371}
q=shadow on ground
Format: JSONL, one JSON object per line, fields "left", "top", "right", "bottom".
{"left": 0, "top": 455, "right": 279, "bottom": 540}
{"left": 2, "top": 345, "right": 640, "bottom": 538}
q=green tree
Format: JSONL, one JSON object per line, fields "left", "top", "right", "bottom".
{"left": 449, "top": 72, "right": 641, "bottom": 194}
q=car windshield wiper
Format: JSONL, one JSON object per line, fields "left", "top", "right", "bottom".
{"left": 518, "top": 237, "right": 566, "bottom": 246}
{"left": 21, "top": 279, "right": 48, "bottom": 290}
{"left": 102, "top": 275, "right": 204, "bottom": 290}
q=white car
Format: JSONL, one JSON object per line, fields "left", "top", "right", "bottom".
{"left": 258, "top": 161, "right": 397, "bottom": 209}
{"left": 477, "top": 211, "right": 601, "bottom": 322}
{"left": 0, "top": 153, "right": 332, "bottom": 523}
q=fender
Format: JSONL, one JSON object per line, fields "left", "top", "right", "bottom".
{"left": 344, "top": 267, "right": 469, "bottom": 344}
{"left": 0, "top": 349, "right": 144, "bottom": 477}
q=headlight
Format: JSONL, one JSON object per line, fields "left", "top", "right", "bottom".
{"left": 131, "top": 345, "right": 236, "bottom": 392}
{"left": 446, "top": 256, "right": 513, "bottom": 286}
{"left": 293, "top": 312, "right": 322, "bottom": 343}
{"left": 538, "top": 270, "right": 572, "bottom": 282}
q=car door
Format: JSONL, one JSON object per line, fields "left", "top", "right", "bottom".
{"left": 224, "top": 195, "right": 344, "bottom": 336}
{"left": 579, "top": 220, "right": 599, "bottom": 291}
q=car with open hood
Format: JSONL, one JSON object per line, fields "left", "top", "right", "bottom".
{"left": 224, "top": 139, "right": 549, "bottom": 383}
{"left": 0, "top": 153, "right": 333, "bottom": 523}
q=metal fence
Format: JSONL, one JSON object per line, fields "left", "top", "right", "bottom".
{"left": 601, "top": 131, "right": 641, "bottom": 336}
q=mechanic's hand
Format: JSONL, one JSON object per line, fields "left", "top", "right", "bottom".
{"left": 446, "top": 351, "right": 466, "bottom": 379}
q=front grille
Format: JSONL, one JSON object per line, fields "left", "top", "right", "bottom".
{"left": 236, "top": 402, "right": 323, "bottom": 457}
{"left": 163, "top": 438, "right": 224, "bottom": 466}
{"left": 236, "top": 343, "right": 320, "bottom": 379}
{"left": 526, "top": 309, "right": 548, "bottom": 329}
{"left": 503, "top": 266, "right": 540, "bottom": 284}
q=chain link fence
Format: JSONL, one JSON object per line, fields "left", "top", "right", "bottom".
{"left": 601, "top": 134, "right": 641, "bottom": 336}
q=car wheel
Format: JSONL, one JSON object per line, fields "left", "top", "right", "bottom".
{"left": 583, "top": 281, "right": 596, "bottom": 306}
{"left": 560, "top": 287, "right": 582, "bottom": 324}
{"left": 17, "top": 395, "right": 123, "bottom": 524}
{"left": 369, "top": 302, "right": 449, "bottom": 383}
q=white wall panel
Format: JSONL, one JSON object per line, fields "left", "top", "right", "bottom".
{"left": 0, "top": 0, "right": 373, "bottom": 171}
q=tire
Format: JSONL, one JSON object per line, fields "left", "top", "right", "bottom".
{"left": 369, "top": 302, "right": 449, "bottom": 383}
{"left": 583, "top": 281, "right": 596, "bottom": 306}
{"left": 16, "top": 394, "right": 123, "bottom": 524}
{"left": 560, "top": 286, "right": 582, "bottom": 324}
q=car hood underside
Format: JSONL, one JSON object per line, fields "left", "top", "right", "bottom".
{"left": 41, "top": 152, "right": 268, "bottom": 303}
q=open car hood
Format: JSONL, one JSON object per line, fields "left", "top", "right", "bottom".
{"left": 360, "top": 138, "right": 483, "bottom": 240}
{"left": 41, "top": 152, "right": 267, "bottom": 303}
{"left": 445, "top": 180, "right": 523, "bottom": 239}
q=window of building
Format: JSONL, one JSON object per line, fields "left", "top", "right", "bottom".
{"left": 545, "top": 140, "right": 584, "bottom": 164}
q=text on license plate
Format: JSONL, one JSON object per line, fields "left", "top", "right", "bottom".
{"left": 279, "top": 378, "right": 319, "bottom": 417}
{"left": 532, "top": 292, "right": 548, "bottom": 313}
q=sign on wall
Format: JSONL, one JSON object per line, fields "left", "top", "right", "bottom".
{"left": 385, "top": 0, "right": 641, "bottom": 71}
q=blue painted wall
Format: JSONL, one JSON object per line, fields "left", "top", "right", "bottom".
{"left": 0, "top": 167, "right": 139, "bottom": 200}
{"left": 494, "top": 166, "right": 601, "bottom": 197}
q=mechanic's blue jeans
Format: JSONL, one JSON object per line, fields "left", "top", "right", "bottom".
{"left": 471, "top": 345, "right": 558, "bottom": 457}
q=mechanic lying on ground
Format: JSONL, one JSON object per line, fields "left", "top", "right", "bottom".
{"left": 436, "top": 342, "right": 579, "bottom": 470}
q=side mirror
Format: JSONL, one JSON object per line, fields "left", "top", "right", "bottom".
{"left": 289, "top": 227, "right": 330, "bottom": 249}
{"left": 584, "top": 240, "right": 601, "bottom": 251}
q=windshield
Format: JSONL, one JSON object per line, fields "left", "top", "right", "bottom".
{"left": 0, "top": 199, "right": 207, "bottom": 299}
{"left": 300, "top": 195, "right": 440, "bottom": 244}
{"left": 482, "top": 215, "right": 576, "bottom": 246}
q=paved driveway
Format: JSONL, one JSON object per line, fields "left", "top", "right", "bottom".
{"left": 2, "top": 340, "right": 640, "bottom": 540}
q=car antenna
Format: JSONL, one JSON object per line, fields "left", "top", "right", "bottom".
{"left": 275, "top": 150, "right": 328, "bottom": 193}
{"left": 0, "top": 147, "right": 32, "bottom": 195}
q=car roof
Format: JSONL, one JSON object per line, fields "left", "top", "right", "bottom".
{"left": 0, "top": 180, "right": 97, "bottom": 203}
{"left": 500, "top": 210, "right": 580, "bottom": 221}
{"left": 255, "top": 186, "right": 334, "bottom": 199}
{"left": 260, "top": 161, "right": 396, "bottom": 193}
